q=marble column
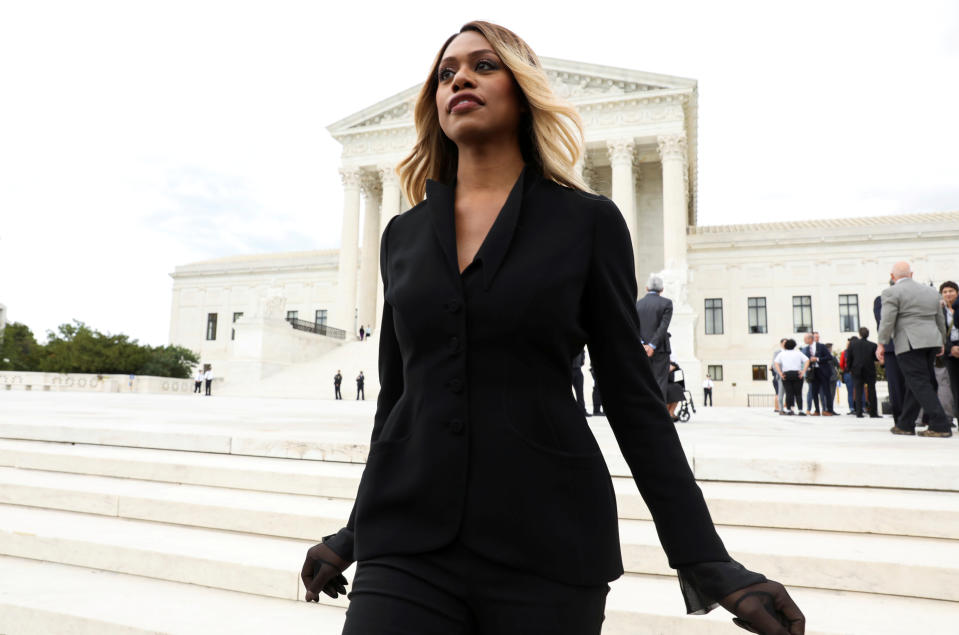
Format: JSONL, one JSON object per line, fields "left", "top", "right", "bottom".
{"left": 335, "top": 167, "right": 362, "bottom": 335}
{"left": 375, "top": 164, "right": 402, "bottom": 326}
{"left": 358, "top": 172, "right": 382, "bottom": 331}
{"left": 657, "top": 134, "right": 689, "bottom": 271}
{"left": 607, "top": 139, "right": 640, "bottom": 266}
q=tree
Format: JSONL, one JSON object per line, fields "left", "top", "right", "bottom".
{"left": 0, "top": 322, "right": 41, "bottom": 370}
{"left": 32, "top": 320, "right": 198, "bottom": 378}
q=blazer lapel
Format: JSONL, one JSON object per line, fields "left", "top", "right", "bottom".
{"left": 474, "top": 167, "right": 528, "bottom": 290}
{"left": 425, "top": 178, "right": 460, "bottom": 282}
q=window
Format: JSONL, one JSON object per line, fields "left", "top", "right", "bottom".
{"left": 231, "top": 312, "right": 243, "bottom": 340}
{"left": 205, "top": 313, "right": 218, "bottom": 341}
{"left": 286, "top": 310, "right": 298, "bottom": 321}
{"left": 747, "top": 297, "right": 767, "bottom": 334}
{"left": 839, "top": 294, "right": 859, "bottom": 332}
{"left": 792, "top": 296, "right": 813, "bottom": 333}
{"left": 752, "top": 365, "right": 768, "bottom": 381}
{"left": 707, "top": 365, "right": 723, "bottom": 381}
{"left": 315, "top": 309, "right": 328, "bottom": 327}
{"left": 704, "top": 298, "right": 724, "bottom": 335}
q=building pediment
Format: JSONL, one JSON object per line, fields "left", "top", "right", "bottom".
{"left": 327, "top": 57, "right": 696, "bottom": 136}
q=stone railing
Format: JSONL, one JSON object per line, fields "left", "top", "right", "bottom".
{"left": 0, "top": 371, "right": 195, "bottom": 395}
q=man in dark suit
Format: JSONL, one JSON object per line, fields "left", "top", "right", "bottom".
{"left": 846, "top": 327, "right": 879, "bottom": 418}
{"left": 875, "top": 291, "right": 904, "bottom": 425}
{"left": 571, "top": 349, "right": 589, "bottom": 416}
{"left": 334, "top": 370, "right": 343, "bottom": 400}
{"left": 635, "top": 274, "right": 672, "bottom": 401}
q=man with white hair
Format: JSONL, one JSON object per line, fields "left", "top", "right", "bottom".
{"left": 635, "top": 274, "right": 673, "bottom": 400}
{"left": 877, "top": 261, "right": 950, "bottom": 437}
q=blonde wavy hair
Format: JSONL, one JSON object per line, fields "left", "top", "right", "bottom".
{"left": 397, "top": 21, "right": 589, "bottom": 205}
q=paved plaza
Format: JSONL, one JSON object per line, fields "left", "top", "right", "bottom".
{"left": 1, "top": 391, "right": 957, "bottom": 634}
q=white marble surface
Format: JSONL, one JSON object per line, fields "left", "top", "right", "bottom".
{"left": 1, "top": 391, "right": 956, "bottom": 490}
{"left": 0, "top": 555, "right": 346, "bottom": 635}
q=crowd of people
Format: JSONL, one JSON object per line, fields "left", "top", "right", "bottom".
{"left": 771, "top": 262, "right": 959, "bottom": 438}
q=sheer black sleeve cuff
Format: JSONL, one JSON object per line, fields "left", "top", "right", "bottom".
{"left": 677, "top": 560, "right": 767, "bottom": 615}
{"left": 321, "top": 528, "right": 355, "bottom": 563}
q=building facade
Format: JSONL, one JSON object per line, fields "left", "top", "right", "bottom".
{"left": 168, "top": 58, "right": 959, "bottom": 404}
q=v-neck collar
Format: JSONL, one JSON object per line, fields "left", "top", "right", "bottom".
{"left": 425, "top": 165, "right": 537, "bottom": 291}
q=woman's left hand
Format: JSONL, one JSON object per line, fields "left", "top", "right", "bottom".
{"left": 720, "top": 580, "right": 805, "bottom": 634}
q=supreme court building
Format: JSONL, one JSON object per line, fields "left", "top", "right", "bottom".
{"left": 169, "top": 58, "right": 959, "bottom": 405}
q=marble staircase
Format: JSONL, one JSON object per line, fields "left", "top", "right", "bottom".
{"left": 0, "top": 396, "right": 957, "bottom": 633}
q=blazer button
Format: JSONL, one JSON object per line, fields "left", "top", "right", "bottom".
{"left": 445, "top": 298, "right": 462, "bottom": 313}
{"left": 447, "top": 378, "right": 464, "bottom": 393}
{"left": 448, "top": 418, "right": 464, "bottom": 434}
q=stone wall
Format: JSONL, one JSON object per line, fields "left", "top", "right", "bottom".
{"left": 0, "top": 372, "right": 195, "bottom": 394}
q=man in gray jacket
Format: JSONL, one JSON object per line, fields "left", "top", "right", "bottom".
{"left": 635, "top": 274, "right": 673, "bottom": 401}
{"left": 877, "top": 261, "right": 950, "bottom": 437}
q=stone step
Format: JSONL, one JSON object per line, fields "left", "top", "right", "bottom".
{"left": 3, "top": 439, "right": 959, "bottom": 539}
{"left": 605, "top": 571, "right": 959, "bottom": 634}
{"left": 0, "top": 438, "right": 364, "bottom": 498}
{"left": 0, "top": 555, "right": 345, "bottom": 635}
{"left": 619, "top": 518, "right": 959, "bottom": 603}
{"left": 6, "top": 417, "right": 959, "bottom": 492}
{"left": 1, "top": 555, "right": 955, "bottom": 635}
{"left": 0, "top": 466, "right": 352, "bottom": 540}
{"left": 1, "top": 502, "right": 957, "bottom": 603}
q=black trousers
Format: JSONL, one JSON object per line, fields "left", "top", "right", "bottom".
{"left": 335, "top": 385, "right": 342, "bottom": 399}
{"left": 342, "top": 539, "right": 609, "bottom": 635}
{"left": 703, "top": 387, "right": 712, "bottom": 406}
{"left": 853, "top": 372, "right": 878, "bottom": 416}
{"left": 897, "top": 348, "right": 949, "bottom": 432}
{"left": 204, "top": 379, "right": 212, "bottom": 396}
{"left": 783, "top": 375, "right": 803, "bottom": 409}
{"left": 649, "top": 351, "right": 669, "bottom": 401}
{"left": 193, "top": 381, "right": 201, "bottom": 394}
{"left": 884, "top": 350, "right": 905, "bottom": 422}
{"left": 571, "top": 367, "right": 587, "bottom": 414}
{"left": 357, "top": 385, "right": 365, "bottom": 400}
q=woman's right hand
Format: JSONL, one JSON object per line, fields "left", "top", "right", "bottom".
{"left": 301, "top": 541, "right": 353, "bottom": 601}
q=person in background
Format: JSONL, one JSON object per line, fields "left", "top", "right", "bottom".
{"left": 939, "top": 281, "right": 959, "bottom": 427}
{"left": 571, "top": 349, "right": 589, "bottom": 416}
{"left": 359, "top": 326, "right": 366, "bottom": 342}
{"left": 877, "top": 261, "right": 949, "bottom": 437}
{"left": 203, "top": 366, "right": 213, "bottom": 396}
{"left": 812, "top": 331, "right": 836, "bottom": 415}
{"left": 825, "top": 343, "right": 841, "bottom": 413}
{"left": 875, "top": 283, "right": 905, "bottom": 426}
{"left": 635, "top": 274, "right": 673, "bottom": 401}
{"left": 847, "top": 327, "right": 879, "bottom": 418}
{"left": 771, "top": 338, "right": 786, "bottom": 412}
{"left": 334, "top": 370, "right": 343, "bottom": 400}
{"left": 589, "top": 363, "right": 603, "bottom": 416}
{"left": 774, "top": 339, "right": 810, "bottom": 416}
{"left": 840, "top": 337, "right": 857, "bottom": 414}
{"left": 194, "top": 368, "right": 203, "bottom": 394}
{"left": 801, "top": 334, "right": 822, "bottom": 416}
{"left": 702, "top": 375, "right": 713, "bottom": 407}
{"left": 356, "top": 371, "right": 365, "bottom": 400}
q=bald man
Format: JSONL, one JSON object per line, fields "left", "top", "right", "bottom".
{"left": 877, "top": 261, "right": 950, "bottom": 437}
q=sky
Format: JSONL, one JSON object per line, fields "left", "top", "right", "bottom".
{"left": 1, "top": 0, "right": 958, "bottom": 346}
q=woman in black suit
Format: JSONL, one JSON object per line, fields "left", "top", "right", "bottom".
{"left": 301, "top": 20, "right": 803, "bottom": 635}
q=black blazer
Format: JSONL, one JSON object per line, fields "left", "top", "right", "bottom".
{"left": 324, "top": 166, "right": 728, "bottom": 586}
{"left": 635, "top": 292, "right": 673, "bottom": 354}
{"left": 847, "top": 337, "right": 878, "bottom": 376}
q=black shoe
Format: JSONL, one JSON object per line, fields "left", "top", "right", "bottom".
{"left": 797, "top": 412, "right": 807, "bottom": 416}
{"left": 869, "top": 414, "right": 882, "bottom": 419}
{"left": 890, "top": 426, "right": 915, "bottom": 436}
{"left": 856, "top": 414, "right": 864, "bottom": 418}
{"left": 918, "top": 429, "right": 953, "bottom": 438}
